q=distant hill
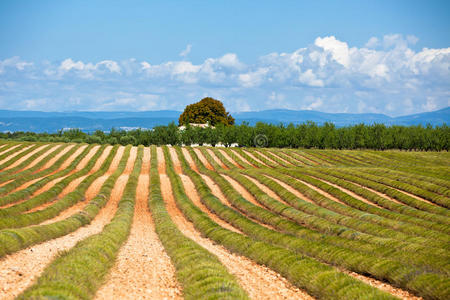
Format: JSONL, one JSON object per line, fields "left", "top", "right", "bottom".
{"left": 0, "top": 107, "right": 448, "bottom": 133}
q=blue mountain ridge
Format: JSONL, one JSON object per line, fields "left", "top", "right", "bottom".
{"left": 0, "top": 107, "right": 448, "bottom": 133}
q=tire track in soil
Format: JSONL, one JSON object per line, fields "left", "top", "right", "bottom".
{"left": 95, "top": 147, "right": 182, "bottom": 300}
{"left": 206, "top": 148, "right": 229, "bottom": 169}
{"left": 160, "top": 171, "right": 313, "bottom": 300}
{"left": 0, "top": 145, "right": 42, "bottom": 170}
{"left": 218, "top": 149, "right": 244, "bottom": 168}
{"left": 234, "top": 176, "right": 422, "bottom": 300}
{"left": 192, "top": 147, "right": 214, "bottom": 170}
{"left": 0, "top": 146, "right": 135, "bottom": 300}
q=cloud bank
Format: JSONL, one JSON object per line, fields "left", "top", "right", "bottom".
{"left": 0, "top": 34, "right": 449, "bottom": 116}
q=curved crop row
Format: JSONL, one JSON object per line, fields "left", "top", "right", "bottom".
{"left": 18, "top": 145, "right": 141, "bottom": 299}
{"left": 0, "top": 145, "right": 121, "bottom": 258}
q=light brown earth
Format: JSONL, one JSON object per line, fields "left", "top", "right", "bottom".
{"left": 95, "top": 147, "right": 182, "bottom": 300}
{"left": 242, "top": 149, "right": 269, "bottom": 167}
{"left": 192, "top": 147, "right": 214, "bottom": 170}
{"left": 13, "top": 145, "right": 61, "bottom": 172}
{"left": 0, "top": 147, "right": 135, "bottom": 300}
{"left": 181, "top": 148, "right": 198, "bottom": 172}
{"left": 0, "top": 145, "right": 42, "bottom": 169}
{"left": 206, "top": 148, "right": 229, "bottom": 169}
{"left": 265, "top": 150, "right": 295, "bottom": 166}
{"left": 218, "top": 149, "right": 243, "bottom": 168}
{"left": 36, "top": 144, "right": 77, "bottom": 172}
{"left": 251, "top": 150, "right": 280, "bottom": 166}
{"left": 160, "top": 172, "right": 313, "bottom": 300}
{"left": 228, "top": 149, "right": 256, "bottom": 167}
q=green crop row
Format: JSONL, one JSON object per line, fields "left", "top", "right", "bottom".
{"left": 207, "top": 147, "right": 236, "bottom": 169}
{"left": 231, "top": 148, "right": 266, "bottom": 168}
{"left": 326, "top": 167, "right": 450, "bottom": 217}
{"left": 184, "top": 147, "right": 450, "bottom": 299}
{"left": 265, "top": 148, "right": 307, "bottom": 166}
{"left": 150, "top": 146, "right": 249, "bottom": 299}
{"left": 0, "top": 143, "right": 76, "bottom": 197}
{"left": 0, "top": 144, "right": 89, "bottom": 207}
{"left": 347, "top": 168, "right": 450, "bottom": 208}
{"left": 176, "top": 146, "right": 399, "bottom": 299}
{"left": 246, "top": 168, "right": 449, "bottom": 259}
{"left": 0, "top": 145, "right": 121, "bottom": 258}
{"left": 278, "top": 168, "right": 450, "bottom": 244}
{"left": 0, "top": 143, "right": 38, "bottom": 171}
{"left": 219, "top": 148, "right": 253, "bottom": 168}
{"left": 301, "top": 168, "right": 450, "bottom": 234}
{"left": 0, "top": 146, "right": 106, "bottom": 227}
{"left": 254, "top": 148, "right": 294, "bottom": 167}
{"left": 244, "top": 148, "right": 281, "bottom": 168}
{"left": 18, "top": 145, "right": 140, "bottom": 299}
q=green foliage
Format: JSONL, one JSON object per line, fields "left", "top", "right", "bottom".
{"left": 178, "top": 97, "right": 235, "bottom": 126}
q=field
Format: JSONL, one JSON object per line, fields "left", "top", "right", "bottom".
{"left": 0, "top": 141, "right": 448, "bottom": 299}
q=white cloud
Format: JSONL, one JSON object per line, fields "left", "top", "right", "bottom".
{"left": 179, "top": 44, "right": 192, "bottom": 57}
{"left": 1, "top": 34, "right": 449, "bottom": 115}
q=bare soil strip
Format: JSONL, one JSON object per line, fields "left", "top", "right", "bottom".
{"left": 289, "top": 151, "right": 320, "bottom": 165}
{"left": 193, "top": 147, "right": 214, "bottom": 170}
{"left": 36, "top": 144, "right": 76, "bottom": 172}
{"left": 95, "top": 147, "right": 182, "bottom": 300}
{"left": 206, "top": 148, "right": 229, "bottom": 169}
{"left": 0, "top": 144, "right": 22, "bottom": 156}
{"left": 266, "top": 150, "right": 295, "bottom": 166}
{"left": 181, "top": 147, "right": 198, "bottom": 172}
{"left": 0, "top": 180, "right": 13, "bottom": 188}
{"left": 160, "top": 173, "right": 313, "bottom": 300}
{"left": 252, "top": 150, "right": 280, "bottom": 166}
{"left": 11, "top": 145, "right": 62, "bottom": 172}
{"left": 220, "top": 174, "right": 266, "bottom": 209}
{"left": 288, "top": 176, "right": 348, "bottom": 206}
{"left": 0, "top": 148, "right": 134, "bottom": 300}
{"left": 277, "top": 151, "right": 307, "bottom": 166}
{"left": 263, "top": 175, "right": 315, "bottom": 204}
{"left": 390, "top": 186, "right": 441, "bottom": 207}
{"left": 182, "top": 173, "right": 242, "bottom": 234}
{"left": 218, "top": 149, "right": 244, "bottom": 168}
{"left": 242, "top": 149, "right": 269, "bottom": 167}
{"left": 168, "top": 147, "right": 182, "bottom": 174}
{"left": 242, "top": 174, "right": 293, "bottom": 207}
{"left": 228, "top": 149, "right": 256, "bottom": 168}
{"left": 39, "top": 147, "right": 124, "bottom": 226}
{"left": 0, "top": 145, "right": 43, "bottom": 169}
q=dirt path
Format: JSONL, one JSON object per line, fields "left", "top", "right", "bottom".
{"left": 242, "top": 149, "right": 269, "bottom": 167}
{"left": 181, "top": 147, "right": 198, "bottom": 172}
{"left": 218, "top": 149, "right": 243, "bottom": 168}
{"left": 160, "top": 173, "right": 313, "bottom": 300}
{"left": 168, "top": 147, "right": 182, "bottom": 174}
{"left": 95, "top": 147, "right": 182, "bottom": 300}
{"left": 39, "top": 146, "right": 124, "bottom": 226}
{"left": 0, "top": 145, "right": 43, "bottom": 170}
{"left": 193, "top": 148, "right": 214, "bottom": 170}
{"left": 0, "top": 147, "right": 134, "bottom": 300}
{"left": 206, "top": 148, "right": 229, "bottom": 169}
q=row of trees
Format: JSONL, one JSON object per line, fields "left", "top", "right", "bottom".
{"left": 1, "top": 122, "right": 448, "bottom": 151}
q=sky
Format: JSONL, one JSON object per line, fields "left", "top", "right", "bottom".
{"left": 0, "top": 0, "right": 449, "bottom": 116}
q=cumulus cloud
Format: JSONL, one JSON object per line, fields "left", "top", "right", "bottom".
{"left": 0, "top": 34, "right": 449, "bottom": 116}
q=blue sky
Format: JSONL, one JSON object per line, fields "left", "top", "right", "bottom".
{"left": 0, "top": 0, "right": 449, "bottom": 116}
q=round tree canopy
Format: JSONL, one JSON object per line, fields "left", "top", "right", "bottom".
{"left": 178, "top": 97, "right": 235, "bottom": 126}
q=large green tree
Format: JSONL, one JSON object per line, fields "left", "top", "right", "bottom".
{"left": 179, "top": 97, "right": 235, "bottom": 126}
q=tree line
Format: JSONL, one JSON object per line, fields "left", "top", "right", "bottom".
{"left": 1, "top": 122, "right": 448, "bottom": 151}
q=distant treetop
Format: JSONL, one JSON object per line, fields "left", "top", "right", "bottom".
{"left": 179, "top": 97, "right": 235, "bottom": 126}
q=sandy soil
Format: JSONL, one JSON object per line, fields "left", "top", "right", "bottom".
{"left": 242, "top": 174, "right": 293, "bottom": 207}
{"left": 14, "top": 145, "right": 62, "bottom": 172}
{"left": 167, "top": 147, "right": 182, "bottom": 174}
{"left": 263, "top": 174, "right": 315, "bottom": 204}
{"left": 181, "top": 173, "right": 242, "bottom": 234}
{"left": 252, "top": 150, "right": 280, "bottom": 166}
{"left": 206, "top": 149, "right": 229, "bottom": 169}
{"left": 38, "top": 147, "right": 124, "bottom": 226}
{"left": 0, "top": 145, "right": 32, "bottom": 165}
{"left": 228, "top": 149, "right": 256, "bottom": 168}
{"left": 242, "top": 150, "right": 269, "bottom": 167}
{"left": 36, "top": 144, "right": 77, "bottom": 172}
{"left": 0, "top": 145, "right": 41, "bottom": 169}
{"left": 264, "top": 150, "right": 294, "bottom": 166}
{"left": 181, "top": 148, "right": 198, "bottom": 172}
{"left": 0, "top": 144, "right": 19, "bottom": 156}
{"left": 218, "top": 149, "right": 243, "bottom": 168}
{"left": 220, "top": 174, "right": 266, "bottom": 209}
{"left": 95, "top": 147, "right": 182, "bottom": 300}
{"left": 160, "top": 173, "right": 313, "bottom": 300}
{"left": 0, "top": 148, "right": 133, "bottom": 300}
{"left": 192, "top": 148, "right": 214, "bottom": 170}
